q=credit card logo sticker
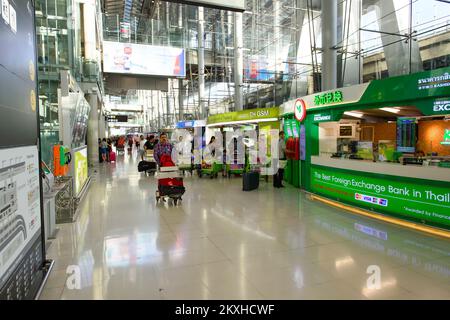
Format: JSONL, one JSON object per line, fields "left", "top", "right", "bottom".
{"left": 355, "top": 193, "right": 388, "bottom": 207}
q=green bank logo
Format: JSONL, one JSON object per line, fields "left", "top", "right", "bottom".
{"left": 442, "top": 129, "right": 450, "bottom": 145}
{"left": 314, "top": 90, "right": 343, "bottom": 106}
{"left": 294, "top": 99, "right": 306, "bottom": 122}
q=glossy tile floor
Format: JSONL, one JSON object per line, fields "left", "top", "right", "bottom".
{"left": 40, "top": 152, "right": 450, "bottom": 300}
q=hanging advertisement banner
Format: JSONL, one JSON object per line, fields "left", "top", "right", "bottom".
{"left": 244, "top": 55, "right": 274, "bottom": 82}
{"left": 300, "top": 125, "right": 306, "bottom": 161}
{"left": 311, "top": 166, "right": 450, "bottom": 229}
{"left": 103, "top": 41, "right": 186, "bottom": 78}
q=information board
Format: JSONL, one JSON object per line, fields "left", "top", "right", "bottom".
{"left": 397, "top": 117, "right": 416, "bottom": 153}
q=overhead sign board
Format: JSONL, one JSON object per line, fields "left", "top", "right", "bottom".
{"left": 103, "top": 41, "right": 186, "bottom": 78}
{"left": 165, "top": 0, "right": 245, "bottom": 12}
{"left": 176, "top": 120, "right": 206, "bottom": 128}
{"left": 106, "top": 115, "right": 128, "bottom": 123}
{"left": 207, "top": 107, "right": 279, "bottom": 126}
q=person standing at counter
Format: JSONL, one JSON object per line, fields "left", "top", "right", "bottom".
{"left": 274, "top": 131, "right": 286, "bottom": 188}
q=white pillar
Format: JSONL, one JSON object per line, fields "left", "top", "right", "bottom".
{"left": 321, "top": 0, "right": 338, "bottom": 90}
{"left": 197, "top": 7, "right": 206, "bottom": 118}
{"left": 234, "top": 12, "right": 243, "bottom": 111}
{"left": 83, "top": 1, "right": 97, "bottom": 61}
{"left": 87, "top": 94, "right": 99, "bottom": 166}
{"left": 98, "top": 111, "right": 106, "bottom": 139}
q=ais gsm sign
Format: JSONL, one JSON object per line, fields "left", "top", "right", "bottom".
{"left": 294, "top": 99, "right": 307, "bottom": 122}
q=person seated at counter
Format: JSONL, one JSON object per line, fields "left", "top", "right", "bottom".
{"left": 415, "top": 150, "right": 425, "bottom": 158}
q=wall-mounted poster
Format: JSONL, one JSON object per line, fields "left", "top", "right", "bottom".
{"left": 0, "top": 146, "right": 41, "bottom": 290}
{"left": 73, "top": 146, "right": 88, "bottom": 197}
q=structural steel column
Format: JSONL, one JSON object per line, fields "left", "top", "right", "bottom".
{"left": 197, "top": 7, "right": 206, "bottom": 118}
{"left": 321, "top": 0, "right": 338, "bottom": 90}
{"left": 178, "top": 79, "right": 184, "bottom": 121}
{"left": 234, "top": 11, "right": 243, "bottom": 111}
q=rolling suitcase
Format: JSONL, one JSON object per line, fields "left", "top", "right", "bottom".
{"left": 138, "top": 160, "right": 156, "bottom": 172}
{"left": 158, "top": 178, "right": 185, "bottom": 196}
{"left": 243, "top": 171, "right": 259, "bottom": 191}
{"left": 109, "top": 151, "right": 116, "bottom": 162}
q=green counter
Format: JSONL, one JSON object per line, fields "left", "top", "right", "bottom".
{"left": 310, "top": 165, "right": 450, "bottom": 230}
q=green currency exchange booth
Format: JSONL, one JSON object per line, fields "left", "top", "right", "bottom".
{"left": 292, "top": 67, "right": 450, "bottom": 232}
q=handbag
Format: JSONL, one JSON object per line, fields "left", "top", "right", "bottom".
{"left": 278, "top": 160, "right": 287, "bottom": 169}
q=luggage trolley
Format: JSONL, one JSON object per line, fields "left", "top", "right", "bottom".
{"left": 155, "top": 155, "right": 185, "bottom": 205}
{"left": 143, "top": 150, "right": 157, "bottom": 176}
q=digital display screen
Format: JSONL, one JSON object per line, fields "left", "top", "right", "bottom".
{"left": 107, "top": 115, "right": 128, "bottom": 123}
{"left": 103, "top": 41, "right": 186, "bottom": 77}
{"left": 339, "top": 125, "right": 353, "bottom": 137}
{"left": 396, "top": 117, "right": 416, "bottom": 153}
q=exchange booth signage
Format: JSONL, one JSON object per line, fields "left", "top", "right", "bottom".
{"left": 207, "top": 107, "right": 279, "bottom": 125}
{"left": 311, "top": 166, "right": 450, "bottom": 229}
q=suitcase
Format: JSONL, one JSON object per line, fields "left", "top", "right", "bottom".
{"left": 243, "top": 171, "right": 259, "bottom": 191}
{"left": 138, "top": 160, "right": 156, "bottom": 172}
{"left": 109, "top": 151, "right": 116, "bottom": 162}
{"left": 158, "top": 178, "right": 183, "bottom": 187}
{"left": 158, "top": 178, "right": 185, "bottom": 196}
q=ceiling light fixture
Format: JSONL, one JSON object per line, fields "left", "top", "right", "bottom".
{"left": 380, "top": 107, "right": 400, "bottom": 114}
{"left": 344, "top": 111, "right": 364, "bottom": 118}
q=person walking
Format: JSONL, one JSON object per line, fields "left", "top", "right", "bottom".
{"left": 274, "top": 131, "right": 286, "bottom": 188}
{"left": 154, "top": 132, "right": 173, "bottom": 166}
{"left": 144, "top": 135, "right": 157, "bottom": 151}
{"left": 101, "top": 138, "right": 108, "bottom": 163}
{"left": 98, "top": 138, "right": 103, "bottom": 163}
{"left": 138, "top": 135, "right": 146, "bottom": 161}
{"left": 208, "top": 136, "right": 216, "bottom": 157}
{"left": 107, "top": 138, "right": 113, "bottom": 162}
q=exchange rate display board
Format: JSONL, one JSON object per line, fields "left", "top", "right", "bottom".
{"left": 0, "top": 0, "right": 45, "bottom": 300}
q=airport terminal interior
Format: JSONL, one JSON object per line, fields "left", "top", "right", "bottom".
{"left": 0, "top": 0, "right": 449, "bottom": 300}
